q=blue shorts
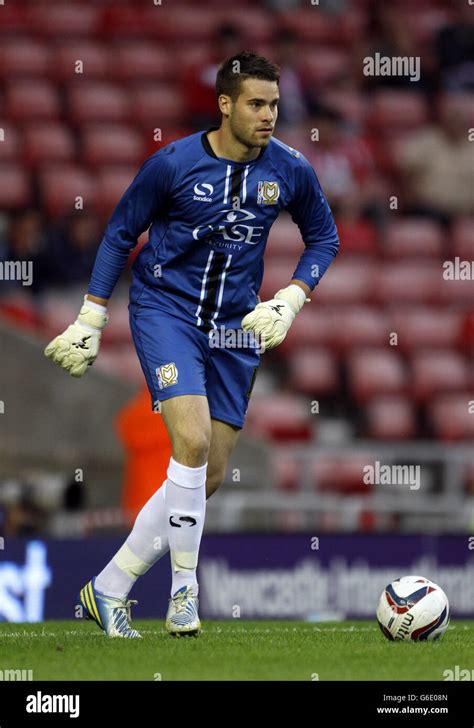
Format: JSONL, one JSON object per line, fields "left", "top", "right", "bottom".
{"left": 129, "top": 302, "right": 260, "bottom": 429}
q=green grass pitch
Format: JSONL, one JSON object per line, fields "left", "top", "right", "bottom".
{"left": 0, "top": 620, "right": 472, "bottom": 681}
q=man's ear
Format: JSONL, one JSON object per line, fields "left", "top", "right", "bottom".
{"left": 218, "top": 94, "right": 232, "bottom": 118}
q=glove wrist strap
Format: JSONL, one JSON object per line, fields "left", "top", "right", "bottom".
{"left": 77, "top": 295, "right": 109, "bottom": 330}
{"left": 274, "top": 284, "right": 310, "bottom": 315}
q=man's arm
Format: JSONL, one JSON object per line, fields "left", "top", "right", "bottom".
{"left": 44, "top": 152, "right": 174, "bottom": 376}
{"left": 286, "top": 159, "right": 340, "bottom": 293}
{"left": 87, "top": 152, "right": 173, "bottom": 301}
{"left": 241, "top": 161, "right": 339, "bottom": 351}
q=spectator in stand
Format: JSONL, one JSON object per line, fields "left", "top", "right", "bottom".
{"left": 0, "top": 209, "right": 50, "bottom": 297}
{"left": 361, "top": 4, "right": 430, "bottom": 91}
{"left": 48, "top": 210, "right": 101, "bottom": 288}
{"left": 436, "top": 0, "right": 474, "bottom": 92}
{"left": 283, "top": 106, "right": 386, "bottom": 221}
{"left": 397, "top": 92, "right": 474, "bottom": 224}
{"left": 184, "top": 23, "right": 244, "bottom": 131}
{"left": 273, "top": 28, "right": 312, "bottom": 130}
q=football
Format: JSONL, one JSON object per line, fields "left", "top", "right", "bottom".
{"left": 377, "top": 575, "right": 450, "bottom": 641}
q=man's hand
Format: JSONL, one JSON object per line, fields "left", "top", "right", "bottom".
{"left": 44, "top": 296, "right": 109, "bottom": 377}
{"left": 241, "top": 284, "right": 310, "bottom": 351}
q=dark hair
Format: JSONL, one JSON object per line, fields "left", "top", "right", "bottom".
{"left": 216, "top": 52, "right": 280, "bottom": 101}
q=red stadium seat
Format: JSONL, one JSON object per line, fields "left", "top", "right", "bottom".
{"left": 312, "top": 455, "right": 376, "bottom": 495}
{"left": 289, "top": 348, "right": 339, "bottom": 396}
{"left": 42, "top": 297, "right": 84, "bottom": 337}
{"left": 27, "top": 4, "right": 100, "bottom": 37}
{"left": 280, "top": 8, "right": 349, "bottom": 44}
{"left": 223, "top": 9, "right": 277, "bottom": 43}
{"left": 245, "top": 394, "right": 314, "bottom": 442}
{"left": 411, "top": 350, "right": 470, "bottom": 402}
{"left": 313, "top": 260, "right": 376, "bottom": 304}
{"left": 95, "top": 165, "right": 137, "bottom": 215}
{"left": 257, "top": 259, "right": 298, "bottom": 301}
{"left": 335, "top": 219, "right": 378, "bottom": 256}
{"left": 0, "top": 165, "right": 31, "bottom": 208}
{"left": 0, "top": 125, "right": 22, "bottom": 161}
{"left": 321, "top": 89, "right": 368, "bottom": 126}
{"left": 280, "top": 306, "right": 337, "bottom": 352}
{"left": 53, "top": 42, "right": 110, "bottom": 80}
{"left": 259, "top": 257, "right": 353, "bottom": 304}
{"left": 365, "top": 395, "right": 417, "bottom": 440}
{"left": 0, "top": 6, "right": 29, "bottom": 35}
{"left": 150, "top": 8, "right": 223, "bottom": 41}
{"left": 300, "top": 48, "right": 351, "bottom": 86}
{"left": 383, "top": 219, "right": 444, "bottom": 258}
{"left": 131, "top": 84, "right": 186, "bottom": 126}
{"left": 332, "top": 307, "right": 391, "bottom": 351}
{"left": 440, "top": 273, "right": 474, "bottom": 305}
{"left": 375, "top": 262, "right": 441, "bottom": 304}
{"left": 266, "top": 214, "right": 304, "bottom": 258}
{"left": 272, "top": 453, "right": 301, "bottom": 492}
{"left": 100, "top": 301, "right": 134, "bottom": 346}
{"left": 5, "top": 81, "right": 61, "bottom": 121}
{"left": 111, "top": 43, "right": 173, "bottom": 82}
{"left": 68, "top": 83, "right": 130, "bottom": 124}
{"left": 429, "top": 394, "right": 474, "bottom": 442}
{"left": 95, "top": 347, "right": 144, "bottom": 384}
{"left": 401, "top": 7, "right": 452, "bottom": 46}
{"left": 23, "top": 124, "right": 76, "bottom": 166}
{"left": 348, "top": 349, "right": 408, "bottom": 402}
{"left": 82, "top": 126, "right": 145, "bottom": 166}
{"left": 0, "top": 39, "right": 52, "bottom": 76}
{"left": 452, "top": 218, "right": 474, "bottom": 260}
{"left": 40, "top": 165, "right": 97, "bottom": 217}
{"left": 391, "top": 308, "right": 463, "bottom": 351}
{"left": 370, "top": 91, "right": 429, "bottom": 134}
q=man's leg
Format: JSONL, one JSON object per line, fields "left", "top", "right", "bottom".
{"left": 159, "top": 394, "right": 210, "bottom": 598}
{"left": 94, "top": 404, "right": 240, "bottom": 600}
{"left": 205, "top": 418, "right": 241, "bottom": 498}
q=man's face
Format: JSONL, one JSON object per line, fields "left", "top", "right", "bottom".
{"left": 226, "top": 78, "right": 279, "bottom": 149}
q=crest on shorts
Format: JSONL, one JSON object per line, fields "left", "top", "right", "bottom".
{"left": 156, "top": 362, "right": 178, "bottom": 390}
{"left": 257, "top": 181, "right": 280, "bottom": 205}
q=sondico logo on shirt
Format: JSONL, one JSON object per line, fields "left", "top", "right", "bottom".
{"left": 193, "top": 183, "right": 214, "bottom": 202}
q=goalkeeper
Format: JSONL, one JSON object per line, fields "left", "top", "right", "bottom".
{"left": 44, "top": 52, "right": 339, "bottom": 638}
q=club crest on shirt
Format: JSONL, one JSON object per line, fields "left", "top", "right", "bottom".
{"left": 156, "top": 362, "right": 178, "bottom": 389}
{"left": 257, "top": 181, "right": 280, "bottom": 205}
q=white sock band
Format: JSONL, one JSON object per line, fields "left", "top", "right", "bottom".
{"left": 167, "top": 456, "right": 207, "bottom": 488}
{"left": 113, "top": 542, "right": 153, "bottom": 578}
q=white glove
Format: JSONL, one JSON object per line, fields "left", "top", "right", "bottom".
{"left": 241, "top": 284, "right": 310, "bottom": 351}
{"left": 44, "top": 296, "right": 108, "bottom": 377}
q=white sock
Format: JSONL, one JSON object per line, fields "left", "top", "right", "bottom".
{"left": 165, "top": 456, "right": 207, "bottom": 597}
{"left": 95, "top": 482, "right": 170, "bottom": 600}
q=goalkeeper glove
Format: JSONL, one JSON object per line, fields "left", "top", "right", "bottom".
{"left": 44, "top": 295, "right": 108, "bottom": 377}
{"left": 241, "top": 284, "right": 310, "bottom": 351}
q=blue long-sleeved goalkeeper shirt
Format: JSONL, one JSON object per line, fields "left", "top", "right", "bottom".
{"left": 88, "top": 128, "right": 340, "bottom": 329}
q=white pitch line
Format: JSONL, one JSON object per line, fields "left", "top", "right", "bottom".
{"left": 0, "top": 624, "right": 465, "bottom": 638}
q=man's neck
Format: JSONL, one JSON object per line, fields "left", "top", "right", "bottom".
{"left": 207, "top": 127, "right": 262, "bottom": 163}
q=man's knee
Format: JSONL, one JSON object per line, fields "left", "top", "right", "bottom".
{"left": 171, "top": 428, "right": 211, "bottom": 467}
